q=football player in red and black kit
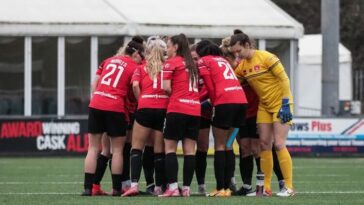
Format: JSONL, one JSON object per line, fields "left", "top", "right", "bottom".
{"left": 190, "top": 44, "right": 212, "bottom": 195}
{"left": 159, "top": 34, "right": 201, "bottom": 197}
{"left": 196, "top": 40, "right": 248, "bottom": 197}
{"left": 122, "top": 36, "right": 169, "bottom": 197}
{"left": 82, "top": 37, "right": 144, "bottom": 196}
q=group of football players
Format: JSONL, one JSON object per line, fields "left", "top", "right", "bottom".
{"left": 82, "top": 29, "right": 295, "bottom": 198}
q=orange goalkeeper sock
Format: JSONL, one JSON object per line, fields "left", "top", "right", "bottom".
{"left": 260, "top": 150, "right": 273, "bottom": 190}
{"left": 276, "top": 147, "right": 293, "bottom": 189}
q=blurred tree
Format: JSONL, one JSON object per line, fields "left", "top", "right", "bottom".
{"left": 272, "top": 0, "right": 364, "bottom": 72}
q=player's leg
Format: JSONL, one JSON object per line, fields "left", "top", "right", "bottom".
{"left": 83, "top": 133, "right": 102, "bottom": 196}
{"left": 182, "top": 137, "right": 197, "bottom": 197}
{"left": 104, "top": 110, "right": 128, "bottom": 196}
{"left": 121, "top": 117, "right": 133, "bottom": 192}
{"left": 151, "top": 109, "right": 167, "bottom": 195}
{"left": 159, "top": 113, "right": 184, "bottom": 197}
{"left": 195, "top": 118, "right": 210, "bottom": 195}
{"left": 273, "top": 121, "right": 295, "bottom": 197}
{"left": 83, "top": 108, "right": 103, "bottom": 196}
{"left": 109, "top": 136, "right": 126, "bottom": 196}
{"left": 153, "top": 129, "right": 166, "bottom": 195}
{"left": 272, "top": 146, "right": 285, "bottom": 191}
{"left": 92, "top": 133, "right": 110, "bottom": 195}
{"left": 122, "top": 120, "right": 151, "bottom": 196}
{"left": 181, "top": 115, "right": 199, "bottom": 197}
{"left": 143, "top": 136, "right": 155, "bottom": 194}
{"left": 236, "top": 137, "right": 254, "bottom": 195}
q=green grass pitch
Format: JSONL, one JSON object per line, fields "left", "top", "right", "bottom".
{"left": 0, "top": 157, "right": 363, "bottom": 205}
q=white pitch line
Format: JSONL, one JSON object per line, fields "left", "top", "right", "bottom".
{"left": 0, "top": 181, "right": 360, "bottom": 185}
{"left": 0, "top": 191, "right": 364, "bottom": 195}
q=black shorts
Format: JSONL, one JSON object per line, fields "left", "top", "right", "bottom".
{"left": 163, "top": 112, "right": 200, "bottom": 141}
{"left": 127, "top": 112, "right": 135, "bottom": 130}
{"left": 212, "top": 104, "right": 246, "bottom": 130}
{"left": 135, "top": 108, "right": 167, "bottom": 132}
{"left": 200, "top": 117, "right": 211, "bottom": 129}
{"left": 239, "top": 116, "right": 259, "bottom": 139}
{"left": 88, "top": 107, "right": 127, "bottom": 137}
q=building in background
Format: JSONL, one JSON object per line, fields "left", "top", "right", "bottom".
{"left": 0, "top": 0, "right": 303, "bottom": 117}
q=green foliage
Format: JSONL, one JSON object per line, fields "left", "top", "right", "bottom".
{"left": 272, "top": 0, "right": 364, "bottom": 71}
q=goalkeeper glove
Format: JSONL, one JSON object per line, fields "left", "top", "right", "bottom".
{"left": 277, "top": 98, "right": 292, "bottom": 123}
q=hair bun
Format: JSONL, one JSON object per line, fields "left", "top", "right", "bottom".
{"left": 233, "top": 29, "right": 243, "bottom": 34}
{"left": 132, "top": 36, "right": 144, "bottom": 44}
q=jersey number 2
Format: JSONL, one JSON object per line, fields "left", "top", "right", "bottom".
{"left": 100, "top": 64, "right": 125, "bottom": 88}
{"left": 218, "top": 61, "right": 238, "bottom": 80}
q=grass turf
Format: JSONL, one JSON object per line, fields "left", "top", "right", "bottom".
{"left": 0, "top": 157, "right": 363, "bottom": 205}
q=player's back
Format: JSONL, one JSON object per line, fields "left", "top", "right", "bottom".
{"left": 163, "top": 56, "right": 200, "bottom": 116}
{"left": 199, "top": 55, "right": 247, "bottom": 106}
{"left": 90, "top": 56, "right": 137, "bottom": 113}
{"left": 135, "top": 65, "right": 169, "bottom": 109}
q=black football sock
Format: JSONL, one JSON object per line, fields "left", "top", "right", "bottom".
{"left": 224, "top": 150, "right": 235, "bottom": 189}
{"left": 121, "top": 143, "right": 131, "bottom": 182}
{"left": 154, "top": 152, "right": 166, "bottom": 187}
{"left": 165, "top": 153, "right": 178, "bottom": 184}
{"left": 214, "top": 151, "right": 225, "bottom": 190}
{"left": 143, "top": 146, "right": 155, "bottom": 186}
{"left": 111, "top": 174, "right": 122, "bottom": 191}
{"left": 255, "top": 157, "right": 262, "bottom": 173}
{"left": 240, "top": 154, "right": 254, "bottom": 185}
{"left": 195, "top": 151, "right": 207, "bottom": 185}
{"left": 84, "top": 173, "right": 94, "bottom": 190}
{"left": 94, "top": 154, "right": 109, "bottom": 185}
{"left": 183, "top": 155, "right": 195, "bottom": 187}
{"left": 130, "top": 149, "right": 143, "bottom": 183}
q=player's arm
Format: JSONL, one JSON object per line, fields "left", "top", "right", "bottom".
{"left": 269, "top": 60, "right": 292, "bottom": 99}
{"left": 162, "top": 61, "right": 174, "bottom": 96}
{"left": 268, "top": 55, "right": 293, "bottom": 123}
{"left": 91, "top": 75, "right": 100, "bottom": 94}
{"left": 162, "top": 80, "right": 172, "bottom": 96}
{"left": 131, "top": 66, "right": 141, "bottom": 99}
{"left": 198, "top": 61, "right": 216, "bottom": 103}
{"left": 91, "top": 61, "right": 105, "bottom": 95}
{"left": 234, "top": 63, "right": 245, "bottom": 84}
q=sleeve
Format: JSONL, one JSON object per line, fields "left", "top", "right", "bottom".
{"left": 96, "top": 60, "right": 106, "bottom": 75}
{"left": 131, "top": 66, "right": 142, "bottom": 83}
{"left": 267, "top": 55, "right": 292, "bottom": 99}
{"left": 234, "top": 62, "right": 245, "bottom": 83}
{"left": 162, "top": 60, "right": 175, "bottom": 80}
{"left": 198, "top": 59, "right": 216, "bottom": 103}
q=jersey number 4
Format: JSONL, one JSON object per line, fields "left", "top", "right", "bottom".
{"left": 100, "top": 64, "right": 125, "bottom": 88}
{"left": 218, "top": 61, "right": 238, "bottom": 80}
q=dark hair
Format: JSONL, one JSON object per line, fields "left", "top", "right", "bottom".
{"left": 170, "top": 33, "right": 198, "bottom": 85}
{"left": 233, "top": 29, "right": 243, "bottom": 35}
{"left": 230, "top": 32, "right": 251, "bottom": 48}
{"left": 125, "top": 36, "right": 145, "bottom": 59}
{"left": 196, "top": 40, "right": 223, "bottom": 57}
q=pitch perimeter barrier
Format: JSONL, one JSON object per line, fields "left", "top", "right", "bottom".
{"left": 0, "top": 117, "right": 363, "bottom": 156}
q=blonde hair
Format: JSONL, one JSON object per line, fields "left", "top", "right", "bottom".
{"left": 145, "top": 36, "right": 167, "bottom": 80}
{"left": 220, "top": 37, "right": 235, "bottom": 59}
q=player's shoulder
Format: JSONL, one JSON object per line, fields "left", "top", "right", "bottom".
{"left": 255, "top": 50, "right": 278, "bottom": 62}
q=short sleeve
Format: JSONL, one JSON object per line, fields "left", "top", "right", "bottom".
{"left": 162, "top": 60, "right": 175, "bottom": 80}
{"left": 198, "top": 59, "right": 210, "bottom": 77}
{"left": 131, "top": 66, "right": 142, "bottom": 83}
{"left": 234, "top": 62, "right": 245, "bottom": 83}
{"left": 96, "top": 60, "right": 106, "bottom": 75}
